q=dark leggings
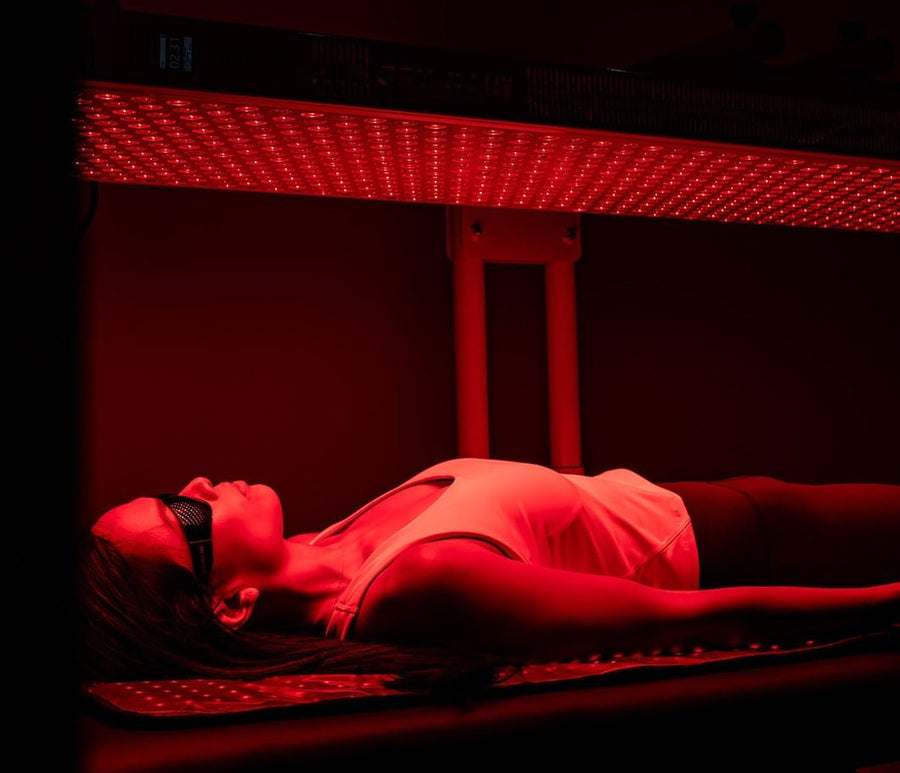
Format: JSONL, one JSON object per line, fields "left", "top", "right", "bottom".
{"left": 656, "top": 476, "right": 900, "bottom": 589}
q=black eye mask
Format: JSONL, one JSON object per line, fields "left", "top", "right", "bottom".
{"left": 156, "top": 494, "right": 213, "bottom": 584}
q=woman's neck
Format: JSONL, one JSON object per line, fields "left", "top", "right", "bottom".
{"left": 254, "top": 541, "right": 345, "bottom": 634}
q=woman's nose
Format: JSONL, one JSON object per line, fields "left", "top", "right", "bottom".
{"left": 180, "top": 476, "right": 217, "bottom": 500}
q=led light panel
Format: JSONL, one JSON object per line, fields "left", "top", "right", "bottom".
{"left": 74, "top": 83, "right": 900, "bottom": 233}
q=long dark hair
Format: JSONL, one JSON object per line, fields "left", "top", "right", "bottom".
{"left": 77, "top": 532, "right": 505, "bottom": 697}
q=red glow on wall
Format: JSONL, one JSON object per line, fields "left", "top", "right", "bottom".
{"left": 74, "top": 82, "right": 900, "bottom": 233}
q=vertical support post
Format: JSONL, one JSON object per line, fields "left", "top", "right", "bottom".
{"left": 447, "top": 206, "right": 581, "bottom": 469}
{"left": 545, "top": 260, "right": 583, "bottom": 474}
{"left": 448, "top": 213, "right": 490, "bottom": 458}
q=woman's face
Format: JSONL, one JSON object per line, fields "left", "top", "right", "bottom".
{"left": 92, "top": 477, "right": 286, "bottom": 588}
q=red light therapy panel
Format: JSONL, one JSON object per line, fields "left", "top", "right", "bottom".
{"left": 74, "top": 83, "right": 900, "bottom": 233}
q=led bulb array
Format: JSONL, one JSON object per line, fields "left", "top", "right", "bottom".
{"left": 74, "top": 84, "right": 900, "bottom": 233}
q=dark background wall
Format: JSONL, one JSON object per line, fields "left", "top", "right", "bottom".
{"left": 78, "top": 186, "right": 900, "bottom": 532}
{"left": 77, "top": 0, "right": 900, "bottom": 534}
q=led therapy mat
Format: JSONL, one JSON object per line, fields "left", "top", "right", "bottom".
{"left": 83, "top": 629, "right": 898, "bottom": 721}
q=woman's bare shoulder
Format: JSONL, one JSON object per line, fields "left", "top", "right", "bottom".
{"left": 353, "top": 539, "right": 508, "bottom": 644}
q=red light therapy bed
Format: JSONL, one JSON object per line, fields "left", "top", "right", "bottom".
{"left": 74, "top": 6, "right": 900, "bottom": 773}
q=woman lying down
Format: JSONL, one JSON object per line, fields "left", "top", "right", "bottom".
{"left": 79, "top": 457, "right": 900, "bottom": 693}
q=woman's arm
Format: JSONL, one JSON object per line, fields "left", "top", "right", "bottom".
{"left": 354, "top": 540, "right": 899, "bottom": 661}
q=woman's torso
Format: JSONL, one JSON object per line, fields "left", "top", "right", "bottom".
{"left": 308, "top": 458, "right": 698, "bottom": 638}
